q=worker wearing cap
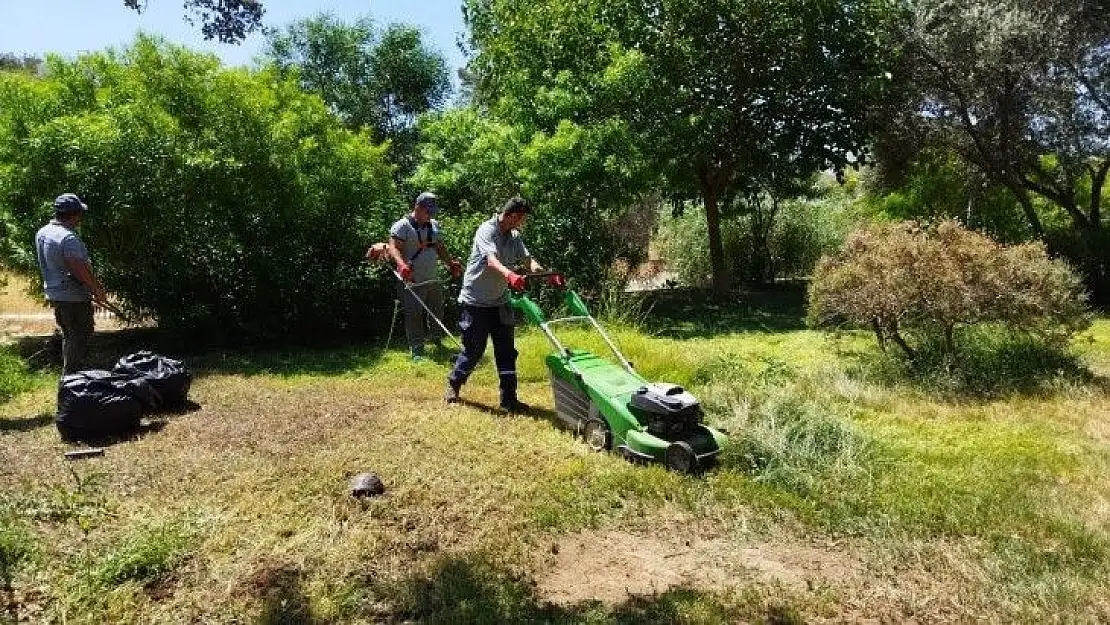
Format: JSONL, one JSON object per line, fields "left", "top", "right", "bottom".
{"left": 445, "top": 196, "right": 564, "bottom": 412}
{"left": 34, "top": 193, "right": 107, "bottom": 374}
{"left": 385, "top": 192, "right": 462, "bottom": 361}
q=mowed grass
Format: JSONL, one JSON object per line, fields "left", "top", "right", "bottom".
{"left": 1, "top": 305, "right": 1108, "bottom": 623}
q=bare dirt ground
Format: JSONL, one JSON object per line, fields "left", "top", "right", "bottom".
{"left": 536, "top": 529, "right": 864, "bottom": 605}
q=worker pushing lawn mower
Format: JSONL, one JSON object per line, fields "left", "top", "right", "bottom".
{"left": 443, "top": 196, "right": 564, "bottom": 413}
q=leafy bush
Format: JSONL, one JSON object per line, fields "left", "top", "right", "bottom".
{"left": 0, "top": 37, "right": 399, "bottom": 340}
{"left": 808, "top": 220, "right": 1091, "bottom": 364}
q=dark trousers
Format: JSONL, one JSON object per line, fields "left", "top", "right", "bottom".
{"left": 398, "top": 282, "right": 445, "bottom": 351}
{"left": 447, "top": 305, "right": 518, "bottom": 404}
{"left": 52, "top": 300, "right": 94, "bottom": 374}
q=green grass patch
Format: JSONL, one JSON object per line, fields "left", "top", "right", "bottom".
{"left": 88, "top": 517, "right": 199, "bottom": 588}
{"left": 55, "top": 515, "right": 203, "bottom": 620}
{"left": 0, "top": 344, "right": 43, "bottom": 404}
{"left": 0, "top": 513, "right": 37, "bottom": 608}
{"left": 1, "top": 305, "right": 1106, "bottom": 622}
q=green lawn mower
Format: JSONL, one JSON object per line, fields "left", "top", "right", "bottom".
{"left": 511, "top": 275, "right": 728, "bottom": 473}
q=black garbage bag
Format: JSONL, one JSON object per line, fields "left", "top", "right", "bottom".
{"left": 112, "top": 351, "right": 192, "bottom": 409}
{"left": 56, "top": 370, "right": 161, "bottom": 442}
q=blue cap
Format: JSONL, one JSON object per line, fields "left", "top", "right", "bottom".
{"left": 415, "top": 191, "right": 438, "bottom": 216}
{"left": 53, "top": 193, "right": 88, "bottom": 215}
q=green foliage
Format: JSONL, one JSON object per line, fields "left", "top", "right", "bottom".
{"left": 862, "top": 147, "right": 1036, "bottom": 244}
{"left": 657, "top": 178, "right": 858, "bottom": 287}
{"left": 879, "top": 0, "right": 1110, "bottom": 303}
{"left": 0, "top": 37, "right": 399, "bottom": 339}
{"left": 0, "top": 345, "right": 36, "bottom": 404}
{"left": 412, "top": 108, "right": 651, "bottom": 291}
{"left": 264, "top": 14, "right": 450, "bottom": 183}
{"left": 123, "top": 0, "right": 264, "bottom": 44}
{"left": 808, "top": 220, "right": 1092, "bottom": 367}
{"left": 592, "top": 279, "right": 654, "bottom": 329}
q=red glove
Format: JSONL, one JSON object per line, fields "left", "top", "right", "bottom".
{"left": 449, "top": 259, "right": 463, "bottom": 279}
{"left": 506, "top": 272, "right": 526, "bottom": 292}
{"left": 398, "top": 262, "right": 413, "bottom": 281}
{"left": 547, "top": 272, "right": 566, "bottom": 288}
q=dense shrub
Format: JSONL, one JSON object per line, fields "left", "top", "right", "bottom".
{"left": 0, "top": 37, "right": 399, "bottom": 340}
{"left": 808, "top": 220, "right": 1091, "bottom": 363}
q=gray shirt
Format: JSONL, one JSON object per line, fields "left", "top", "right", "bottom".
{"left": 459, "top": 215, "right": 531, "bottom": 307}
{"left": 35, "top": 220, "right": 91, "bottom": 302}
{"left": 390, "top": 216, "right": 443, "bottom": 283}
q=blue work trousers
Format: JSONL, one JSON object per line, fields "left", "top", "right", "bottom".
{"left": 447, "top": 305, "right": 518, "bottom": 404}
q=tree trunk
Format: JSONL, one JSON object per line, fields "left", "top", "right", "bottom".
{"left": 888, "top": 321, "right": 916, "bottom": 361}
{"left": 1081, "top": 221, "right": 1109, "bottom": 308}
{"left": 1005, "top": 183, "right": 1045, "bottom": 236}
{"left": 702, "top": 183, "right": 729, "bottom": 300}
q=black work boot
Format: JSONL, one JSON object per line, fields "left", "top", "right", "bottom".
{"left": 444, "top": 382, "right": 461, "bottom": 404}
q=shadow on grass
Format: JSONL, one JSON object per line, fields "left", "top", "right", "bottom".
{"left": 244, "top": 563, "right": 314, "bottom": 625}
{"left": 59, "top": 419, "right": 169, "bottom": 447}
{"left": 642, "top": 284, "right": 808, "bottom": 339}
{"left": 187, "top": 344, "right": 388, "bottom": 378}
{"left": 345, "top": 554, "right": 801, "bottom": 625}
{"left": 0, "top": 412, "right": 53, "bottom": 433}
{"left": 856, "top": 330, "right": 1109, "bottom": 402}
{"left": 13, "top": 329, "right": 391, "bottom": 379}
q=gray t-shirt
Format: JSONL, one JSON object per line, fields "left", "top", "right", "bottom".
{"left": 390, "top": 216, "right": 443, "bottom": 283}
{"left": 458, "top": 215, "right": 531, "bottom": 307}
{"left": 35, "top": 220, "right": 91, "bottom": 302}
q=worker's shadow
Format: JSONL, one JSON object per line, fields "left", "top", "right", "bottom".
{"left": 455, "top": 399, "right": 558, "bottom": 426}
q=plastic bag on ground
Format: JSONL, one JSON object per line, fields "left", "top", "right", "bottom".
{"left": 55, "top": 370, "right": 159, "bottom": 442}
{"left": 112, "top": 351, "right": 192, "bottom": 409}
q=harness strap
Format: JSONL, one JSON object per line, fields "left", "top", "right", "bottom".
{"left": 406, "top": 216, "right": 437, "bottom": 264}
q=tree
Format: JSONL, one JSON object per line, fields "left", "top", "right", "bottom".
{"left": 464, "top": 0, "right": 899, "bottom": 298}
{"left": 123, "top": 0, "right": 264, "bottom": 44}
{"left": 0, "top": 36, "right": 398, "bottom": 339}
{"left": 881, "top": 0, "right": 1110, "bottom": 303}
{"left": 264, "top": 14, "right": 450, "bottom": 182}
{"left": 0, "top": 53, "right": 41, "bottom": 74}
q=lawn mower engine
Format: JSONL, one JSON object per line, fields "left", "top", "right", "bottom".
{"left": 629, "top": 383, "right": 702, "bottom": 438}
